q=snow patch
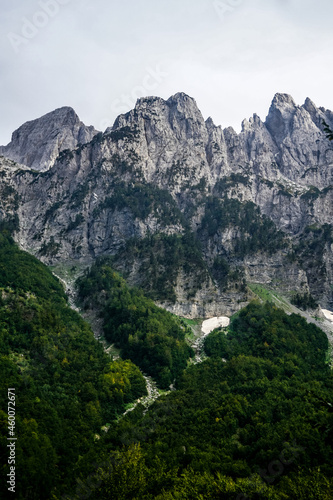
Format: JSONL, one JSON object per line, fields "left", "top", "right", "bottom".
{"left": 321, "top": 309, "right": 333, "bottom": 323}
{"left": 201, "top": 316, "right": 230, "bottom": 335}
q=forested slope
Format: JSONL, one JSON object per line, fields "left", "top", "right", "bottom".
{"left": 0, "top": 230, "right": 147, "bottom": 499}
{"left": 1, "top": 226, "right": 333, "bottom": 499}
{"left": 76, "top": 258, "right": 194, "bottom": 388}
{"left": 63, "top": 303, "right": 333, "bottom": 499}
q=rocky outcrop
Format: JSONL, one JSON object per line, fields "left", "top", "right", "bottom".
{"left": 0, "top": 107, "right": 98, "bottom": 172}
{"left": 0, "top": 92, "right": 333, "bottom": 315}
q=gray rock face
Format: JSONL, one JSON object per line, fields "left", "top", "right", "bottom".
{"left": 1, "top": 92, "right": 333, "bottom": 316}
{"left": 266, "top": 93, "right": 298, "bottom": 144}
{"left": 0, "top": 107, "right": 98, "bottom": 172}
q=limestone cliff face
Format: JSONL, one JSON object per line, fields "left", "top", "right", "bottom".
{"left": 265, "top": 94, "right": 333, "bottom": 188}
{"left": 1, "top": 92, "right": 333, "bottom": 315}
{"left": 0, "top": 107, "right": 98, "bottom": 172}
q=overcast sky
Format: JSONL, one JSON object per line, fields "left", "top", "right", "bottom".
{"left": 1, "top": 0, "right": 333, "bottom": 144}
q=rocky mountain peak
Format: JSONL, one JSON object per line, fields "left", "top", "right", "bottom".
{"left": 134, "top": 95, "right": 167, "bottom": 113}
{"left": 303, "top": 97, "right": 317, "bottom": 113}
{"left": 111, "top": 92, "right": 208, "bottom": 147}
{"left": 241, "top": 113, "right": 264, "bottom": 132}
{"left": 205, "top": 116, "right": 216, "bottom": 129}
{"left": 265, "top": 93, "right": 298, "bottom": 144}
{"left": 1, "top": 91, "right": 333, "bottom": 315}
{"left": 0, "top": 106, "right": 98, "bottom": 172}
{"left": 166, "top": 92, "right": 207, "bottom": 141}
{"left": 128, "top": 92, "right": 199, "bottom": 118}
{"left": 271, "top": 92, "right": 296, "bottom": 108}
{"left": 44, "top": 106, "right": 79, "bottom": 123}
{"left": 301, "top": 96, "right": 333, "bottom": 131}
{"left": 166, "top": 91, "right": 195, "bottom": 105}
{"left": 166, "top": 92, "right": 201, "bottom": 116}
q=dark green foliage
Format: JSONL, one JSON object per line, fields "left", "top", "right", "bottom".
{"left": 43, "top": 201, "right": 62, "bottom": 222}
{"left": 227, "top": 302, "right": 328, "bottom": 368}
{"left": 0, "top": 234, "right": 147, "bottom": 499}
{"left": 260, "top": 178, "right": 274, "bottom": 189}
{"left": 74, "top": 302, "right": 332, "bottom": 499}
{"left": 291, "top": 292, "right": 319, "bottom": 310}
{"left": 0, "top": 215, "right": 19, "bottom": 233}
{"left": 301, "top": 166, "right": 318, "bottom": 179}
{"left": 66, "top": 213, "right": 85, "bottom": 231}
{"left": 205, "top": 301, "right": 328, "bottom": 371}
{"left": 277, "top": 183, "right": 293, "bottom": 198}
{"left": 289, "top": 224, "right": 332, "bottom": 285}
{"left": 214, "top": 173, "right": 251, "bottom": 192}
{"left": 1, "top": 203, "right": 332, "bottom": 498}
{"left": 211, "top": 256, "right": 230, "bottom": 289}
{"left": 57, "top": 149, "right": 74, "bottom": 162}
{"left": 1, "top": 113, "right": 333, "bottom": 499}
{"left": 1, "top": 185, "right": 19, "bottom": 209}
{"left": 210, "top": 258, "right": 246, "bottom": 291}
{"left": 199, "top": 197, "right": 286, "bottom": 256}
{"left": 70, "top": 182, "right": 90, "bottom": 208}
{"left": 0, "top": 234, "right": 65, "bottom": 301}
{"left": 301, "top": 186, "right": 321, "bottom": 201}
{"left": 74, "top": 134, "right": 103, "bottom": 154}
{"left": 321, "top": 185, "right": 333, "bottom": 196}
{"left": 323, "top": 120, "right": 333, "bottom": 141}
{"left": 91, "top": 131, "right": 104, "bottom": 144}
{"left": 93, "top": 182, "right": 184, "bottom": 225}
{"left": 204, "top": 327, "right": 234, "bottom": 358}
{"left": 304, "top": 223, "right": 333, "bottom": 241}
{"left": 191, "top": 176, "right": 207, "bottom": 192}
{"left": 108, "top": 126, "right": 140, "bottom": 142}
{"left": 39, "top": 236, "right": 61, "bottom": 257}
{"left": 112, "top": 232, "right": 209, "bottom": 302}
{"left": 106, "top": 152, "right": 142, "bottom": 176}
{"left": 76, "top": 259, "right": 194, "bottom": 388}
{"left": 165, "top": 160, "right": 194, "bottom": 188}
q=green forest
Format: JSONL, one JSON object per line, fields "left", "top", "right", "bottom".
{"left": 199, "top": 197, "right": 287, "bottom": 257}
{"left": 110, "top": 232, "right": 210, "bottom": 302}
{"left": 1, "top": 229, "right": 333, "bottom": 499}
{"left": 0, "top": 231, "right": 147, "bottom": 499}
{"left": 59, "top": 302, "right": 333, "bottom": 499}
{"left": 76, "top": 258, "right": 194, "bottom": 388}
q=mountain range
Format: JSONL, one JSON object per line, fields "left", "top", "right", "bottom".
{"left": 1, "top": 92, "right": 333, "bottom": 499}
{"left": 1, "top": 92, "right": 333, "bottom": 318}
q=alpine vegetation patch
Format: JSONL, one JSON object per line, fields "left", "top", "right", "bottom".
{"left": 7, "top": 0, "right": 73, "bottom": 54}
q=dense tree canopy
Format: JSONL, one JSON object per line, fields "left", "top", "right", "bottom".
{"left": 0, "top": 233, "right": 147, "bottom": 499}
{"left": 73, "top": 302, "right": 332, "bottom": 499}
{"left": 1, "top": 228, "right": 333, "bottom": 499}
{"left": 77, "top": 259, "right": 194, "bottom": 388}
